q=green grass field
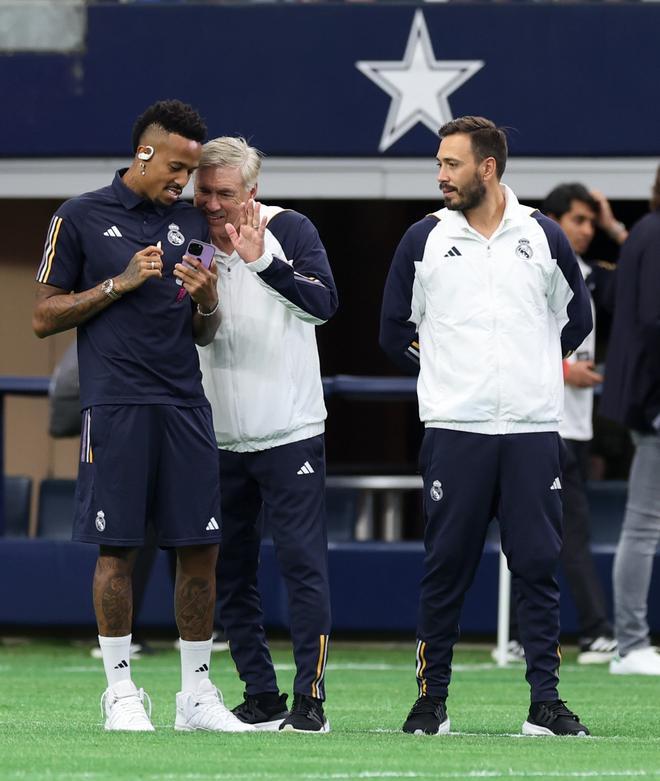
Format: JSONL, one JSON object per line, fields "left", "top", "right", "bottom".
{"left": 1, "top": 640, "right": 659, "bottom": 781}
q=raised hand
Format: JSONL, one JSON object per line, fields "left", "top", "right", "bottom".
{"left": 225, "top": 199, "right": 267, "bottom": 263}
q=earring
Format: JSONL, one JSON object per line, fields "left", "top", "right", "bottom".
{"left": 140, "top": 162, "right": 146, "bottom": 176}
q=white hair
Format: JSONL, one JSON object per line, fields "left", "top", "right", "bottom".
{"left": 198, "top": 136, "right": 263, "bottom": 189}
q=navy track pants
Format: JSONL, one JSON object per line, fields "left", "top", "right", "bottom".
{"left": 416, "top": 428, "right": 564, "bottom": 702}
{"left": 216, "top": 435, "right": 331, "bottom": 700}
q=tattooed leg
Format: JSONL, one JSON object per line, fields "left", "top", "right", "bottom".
{"left": 93, "top": 546, "right": 139, "bottom": 636}
{"left": 175, "top": 544, "right": 219, "bottom": 641}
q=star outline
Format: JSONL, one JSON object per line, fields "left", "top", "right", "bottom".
{"left": 356, "top": 10, "right": 485, "bottom": 152}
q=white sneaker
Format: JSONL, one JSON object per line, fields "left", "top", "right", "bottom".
{"left": 175, "top": 679, "right": 254, "bottom": 732}
{"left": 610, "top": 646, "right": 660, "bottom": 676}
{"left": 101, "top": 679, "right": 155, "bottom": 731}
{"left": 491, "top": 640, "right": 526, "bottom": 664}
{"left": 578, "top": 636, "right": 617, "bottom": 665}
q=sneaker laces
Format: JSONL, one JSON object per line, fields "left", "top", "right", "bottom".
{"left": 100, "top": 686, "right": 152, "bottom": 722}
{"left": 539, "top": 700, "right": 581, "bottom": 724}
{"left": 408, "top": 696, "right": 444, "bottom": 716}
{"left": 193, "top": 682, "right": 225, "bottom": 709}
{"left": 290, "top": 694, "right": 321, "bottom": 719}
{"left": 235, "top": 693, "right": 261, "bottom": 720}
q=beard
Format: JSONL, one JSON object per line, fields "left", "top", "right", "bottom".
{"left": 443, "top": 172, "right": 486, "bottom": 212}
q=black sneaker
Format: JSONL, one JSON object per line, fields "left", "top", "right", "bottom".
{"left": 402, "top": 695, "right": 450, "bottom": 735}
{"left": 232, "top": 691, "right": 289, "bottom": 731}
{"left": 279, "top": 693, "right": 329, "bottom": 733}
{"left": 522, "top": 700, "right": 590, "bottom": 736}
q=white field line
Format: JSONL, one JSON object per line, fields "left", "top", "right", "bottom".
{"left": 49, "top": 662, "right": 589, "bottom": 674}
{"left": 3, "top": 770, "right": 660, "bottom": 780}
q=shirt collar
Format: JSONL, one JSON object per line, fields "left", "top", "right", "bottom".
{"left": 441, "top": 183, "right": 521, "bottom": 237}
{"left": 112, "top": 168, "right": 166, "bottom": 215}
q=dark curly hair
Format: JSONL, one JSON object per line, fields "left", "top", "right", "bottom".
{"left": 131, "top": 99, "right": 207, "bottom": 152}
{"left": 542, "top": 183, "right": 599, "bottom": 220}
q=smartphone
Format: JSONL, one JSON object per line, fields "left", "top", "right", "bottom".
{"left": 176, "top": 239, "right": 216, "bottom": 285}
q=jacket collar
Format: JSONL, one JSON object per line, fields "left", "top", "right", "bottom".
{"left": 440, "top": 183, "right": 522, "bottom": 238}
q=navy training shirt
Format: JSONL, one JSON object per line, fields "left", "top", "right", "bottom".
{"left": 36, "top": 170, "right": 211, "bottom": 409}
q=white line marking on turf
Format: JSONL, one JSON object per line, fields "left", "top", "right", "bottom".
{"left": 4, "top": 770, "right": 657, "bottom": 780}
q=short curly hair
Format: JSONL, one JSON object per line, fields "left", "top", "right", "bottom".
{"left": 131, "top": 99, "right": 207, "bottom": 152}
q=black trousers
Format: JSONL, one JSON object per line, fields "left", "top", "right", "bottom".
{"left": 416, "top": 429, "right": 563, "bottom": 702}
{"left": 558, "top": 439, "right": 612, "bottom": 640}
{"left": 216, "top": 435, "right": 331, "bottom": 700}
{"left": 510, "top": 438, "right": 612, "bottom": 643}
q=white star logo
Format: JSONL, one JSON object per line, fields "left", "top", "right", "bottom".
{"left": 356, "top": 10, "right": 484, "bottom": 152}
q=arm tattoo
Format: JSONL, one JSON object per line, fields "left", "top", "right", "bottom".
{"left": 33, "top": 284, "right": 114, "bottom": 338}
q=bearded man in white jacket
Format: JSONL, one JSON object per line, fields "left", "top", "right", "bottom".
{"left": 380, "top": 116, "right": 593, "bottom": 738}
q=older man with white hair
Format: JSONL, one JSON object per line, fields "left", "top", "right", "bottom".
{"left": 195, "top": 137, "right": 338, "bottom": 733}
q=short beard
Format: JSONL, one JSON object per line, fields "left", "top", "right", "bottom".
{"left": 444, "top": 172, "right": 486, "bottom": 212}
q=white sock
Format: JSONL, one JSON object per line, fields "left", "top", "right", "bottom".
{"left": 98, "top": 634, "right": 132, "bottom": 688}
{"left": 179, "top": 637, "right": 213, "bottom": 693}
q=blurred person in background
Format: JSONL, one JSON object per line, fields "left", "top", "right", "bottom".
{"left": 498, "top": 183, "right": 623, "bottom": 665}
{"left": 32, "top": 100, "right": 250, "bottom": 733}
{"left": 380, "top": 116, "right": 593, "bottom": 737}
{"left": 195, "top": 137, "right": 338, "bottom": 733}
{"left": 599, "top": 164, "right": 660, "bottom": 676}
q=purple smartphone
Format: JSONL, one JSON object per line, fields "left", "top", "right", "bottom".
{"left": 176, "top": 239, "right": 215, "bottom": 285}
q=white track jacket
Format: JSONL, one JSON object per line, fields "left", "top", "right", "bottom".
{"left": 379, "top": 186, "right": 593, "bottom": 435}
{"left": 198, "top": 206, "right": 337, "bottom": 452}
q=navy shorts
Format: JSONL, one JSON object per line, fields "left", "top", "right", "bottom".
{"left": 73, "top": 404, "right": 221, "bottom": 548}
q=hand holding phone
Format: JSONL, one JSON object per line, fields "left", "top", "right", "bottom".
{"left": 176, "top": 239, "right": 215, "bottom": 285}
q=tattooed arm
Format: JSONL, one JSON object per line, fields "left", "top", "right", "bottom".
{"left": 32, "top": 245, "right": 164, "bottom": 338}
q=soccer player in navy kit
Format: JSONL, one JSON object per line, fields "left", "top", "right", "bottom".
{"left": 380, "top": 117, "right": 593, "bottom": 736}
{"left": 33, "top": 100, "right": 251, "bottom": 733}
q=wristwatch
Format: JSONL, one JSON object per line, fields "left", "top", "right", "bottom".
{"left": 101, "top": 278, "right": 121, "bottom": 300}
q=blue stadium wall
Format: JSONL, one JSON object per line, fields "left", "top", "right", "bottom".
{"left": 1, "top": 3, "right": 659, "bottom": 158}
{"left": 2, "top": 540, "right": 659, "bottom": 634}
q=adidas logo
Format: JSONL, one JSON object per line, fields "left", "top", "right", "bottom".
{"left": 550, "top": 477, "right": 562, "bottom": 490}
{"left": 297, "top": 461, "right": 315, "bottom": 475}
{"left": 206, "top": 517, "right": 219, "bottom": 531}
{"left": 194, "top": 663, "right": 209, "bottom": 673}
{"left": 114, "top": 659, "right": 128, "bottom": 669}
{"left": 444, "top": 246, "right": 462, "bottom": 257}
{"left": 103, "top": 226, "right": 122, "bottom": 237}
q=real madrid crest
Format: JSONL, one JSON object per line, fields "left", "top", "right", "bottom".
{"left": 167, "top": 223, "right": 185, "bottom": 246}
{"left": 515, "top": 238, "right": 533, "bottom": 260}
{"left": 95, "top": 510, "right": 106, "bottom": 532}
{"left": 430, "top": 480, "right": 443, "bottom": 502}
